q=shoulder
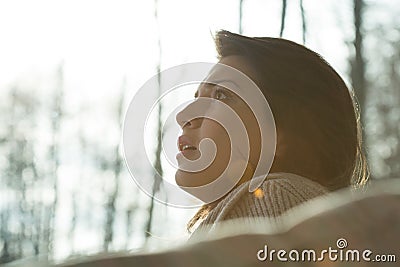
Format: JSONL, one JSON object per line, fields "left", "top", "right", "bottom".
{"left": 258, "top": 173, "right": 329, "bottom": 202}
{"left": 204, "top": 173, "right": 328, "bottom": 224}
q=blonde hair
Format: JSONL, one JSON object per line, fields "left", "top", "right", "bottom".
{"left": 349, "top": 89, "right": 370, "bottom": 188}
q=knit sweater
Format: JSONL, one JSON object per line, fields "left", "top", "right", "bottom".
{"left": 191, "top": 172, "right": 329, "bottom": 238}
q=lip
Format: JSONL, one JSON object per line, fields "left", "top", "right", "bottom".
{"left": 176, "top": 135, "right": 198, "bottom": 161}
{"left": 177, "top": 135, "right": 197, "bottom": 152}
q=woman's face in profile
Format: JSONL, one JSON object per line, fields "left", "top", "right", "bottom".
{"left": 175, "top": 55, "right": 261, "bottom": 190}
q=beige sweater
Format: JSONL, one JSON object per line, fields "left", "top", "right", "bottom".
{"left": 191, "top": 172, "right": 328, "bottom": 238}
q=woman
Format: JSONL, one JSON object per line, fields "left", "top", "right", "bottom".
{"left": 175, "top": 30, "right": 369, "bottom": 235}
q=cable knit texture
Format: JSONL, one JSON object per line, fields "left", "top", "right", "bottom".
{"left": 191, "top": 172, "right": 329, "bottom": 237}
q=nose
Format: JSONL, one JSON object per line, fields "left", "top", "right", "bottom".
{"left": 176, "top": 101, "right": 203, "bottom": 130}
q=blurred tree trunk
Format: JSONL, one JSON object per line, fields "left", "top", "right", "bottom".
{"left": 125, "top": 203, "right": 138, "bottom": 249}
{"left": 45, "top": 63, "right": 64, "bottom": 258}
{"left": 103, "top": 79, "right": 126, "bottom": 251}
{"left": 145, "top": 0, "right": 164, "bottom": 242}
{"left": 300, "top": 0, "right": 306, "bottom": 44}
{"left": 3, "top": 88, "right": 21, "bottom": 263}
{"left": 1, "top": 86, "right": 40, "bottom": 263}
{"left": 29, "top": 158, "right": 41, "bottom": 256}
{"left": 0, "top": 211, "right": 12, "bottom": 263}
{"left": 239, "top": 0, "right": 243, "bottom": 34}
{"left": 69, "top": 192, "right": 78, "bottom": 254}
{"left": 145, "top": 104, "right": 163, "bottom": 240}
{"left": 381, "top": 40, "right": 400, "bottom": 178}
{"left": 280, "top": 0, "right": 287, "bottom": 37}
{"left": 388, "top": 47, "right": 400, "bottom": 177}
{"left": 351, "top": 0, "right": 367, "bottom": 146}
{"left": 10, "top": 88, "right": 27, "bottom": 261}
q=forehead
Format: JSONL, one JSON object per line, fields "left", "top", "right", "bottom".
{"left": 195, "top": 56, "right": 252, "bottom": 97}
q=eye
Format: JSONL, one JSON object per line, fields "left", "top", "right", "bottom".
{"left": 213, "top": 86, "right": 229, "bottom": 101}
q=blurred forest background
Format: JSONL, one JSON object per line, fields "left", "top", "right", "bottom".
{"left": 0, "top": 0, "right": 399, "bottom": 265}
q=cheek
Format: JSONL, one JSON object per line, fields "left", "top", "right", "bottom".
{"left": 199, "top": 119, "right": 231, "bottom": 177}
{"left": 240, "top": 108, "right": 262, "bottom": 165}
{"left": 175, "top": 119, "right": 232, "bottom": 188}
{"left": 200, "top": 119, "right": 224, "bottom": 135}
{"left": 200, "top": 119, "right": 230, "bottom": 152}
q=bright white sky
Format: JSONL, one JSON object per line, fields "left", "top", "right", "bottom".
{"left": 0, "top": 0, "right": 354, "bottom": 94}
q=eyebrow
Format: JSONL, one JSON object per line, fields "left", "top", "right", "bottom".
{"left": 194, "top": 80, "right": 239, "bottom": 98}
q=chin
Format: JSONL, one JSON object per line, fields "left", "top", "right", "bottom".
{"left": 175, "top": 169, "right": 195, "bottom": 188}
{"left": 175, "top": 170, "right": 184, "bottom": 187}
{"left": 175, "top": 170, "right": 208, "bottom": 202}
